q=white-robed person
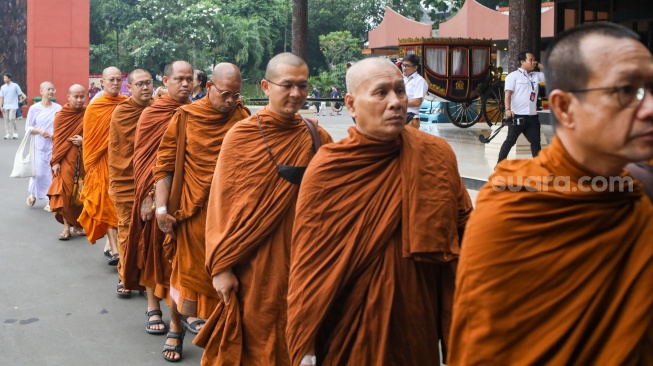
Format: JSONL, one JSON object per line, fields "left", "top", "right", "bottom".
{"left": 25, "top": 81, "right": 62, "bottom": 209}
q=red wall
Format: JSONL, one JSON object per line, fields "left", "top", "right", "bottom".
{"left": 26, "top": 0, "right": 89, "bottom": 111}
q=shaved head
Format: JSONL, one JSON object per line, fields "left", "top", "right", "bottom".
{"left": 128, "top": 68, "right": 150, "bottom": 84}
{"left": 40, "top": 81, "right": 54, "bottom": 91}
{"left": 102, "top": 66, "right": 121, "bottom": 79}
{"left": 211, "top": 63, "right": 242, "bottom": 83}
{"left": 164, "top": 60, "right": 192, "bottom": 78}
{"left": 346, "top": 58, "right": 400, "bottom": 95}
{"left": 208, "top": 63, "right": 242, "bottom": 113}
{"left": 265, "top": 52, "right": 307, "bottom": 80}
{"left": 68, "top": 84, "right": 85, "bottom": 94}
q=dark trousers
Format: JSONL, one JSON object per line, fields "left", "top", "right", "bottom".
{"left": 497, "top": 114, "right": 541, "bottom": 163}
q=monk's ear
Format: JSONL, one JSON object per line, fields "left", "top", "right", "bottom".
{"left": 162, "top": 75, "right": 169, "bottom": 88}
{"left": 261, "top": 79, "right": 271, "bottom": 97}
{"left": 345, "top": 94, "right": 355, "bottom": 118}
{"left": 549, "top": 89, "right": 575, "bottom": 129}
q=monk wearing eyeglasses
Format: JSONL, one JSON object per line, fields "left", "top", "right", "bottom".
{"left": 78, "top": 66, "right": 127, "bottom": 264}
{"left": 152, "top": 62, "right": 251, "bottom": 362}
{"left": 196, "top": 53, "right": 332, "bottom": 365}
{"left": 449, "top": 22, "right": 653, "bottom": 365}
{"left": 107, "top": 68, "right": 154, "bottom": 298}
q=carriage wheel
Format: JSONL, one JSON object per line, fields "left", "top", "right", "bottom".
{"left": 446, "top": 100, "right": 481, "bottom": 128}
{"left": 481, "top": 81, "right": 505, "bottom": 127}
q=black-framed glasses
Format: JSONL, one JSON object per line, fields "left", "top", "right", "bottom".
{"left": 265, "top": 79, "right": 309, "bottom": 92}
{"left": 211, "top": 84, "right": 241, "bottom": 99}
{"left": 401, "top": 63, "right": 416, "bottom": 68}
{"left": 569, "top": 84, "right": 653, "bottom": 108}
{"left": 256, "top": 115, "right": 306, "bottom": 185}
{"left": 132, "top": 80, "right": 153, "bottom": 88}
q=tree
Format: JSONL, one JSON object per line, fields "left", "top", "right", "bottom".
{"left": 319, "top": 31, "right": 360, "bottom": 69}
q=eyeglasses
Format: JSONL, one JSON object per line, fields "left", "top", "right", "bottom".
{"left": 46, "top": 88, "right": 56, "bottom": 92}
{"left": 401, "top": 63, "right": 416, "bottom": 68}
{"left": 265, "top": 79, "right": 309, "bottom": 92}
{"left": 569, "top": 83, "right": 653, "bottom": 108}
{"left": 104, "top": 77, "right": 122, "bottom": 84}
{"left": 132, "top": 80, "right": 153, "bottom": 88}
{"left": 211, "top": 84, "right": 241, "bottom": 99}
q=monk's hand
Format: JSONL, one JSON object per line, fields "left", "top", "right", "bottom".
{"left": 212, "top": 269, "right": 239, "bottom": 304}
{"left": 40, "top": 130, "right": 51, "bottom": 138}
{"left": 69, "top": 135, "right": 83, "bottom": 146}
{"left": 141, "top": 196, "right": 154, "bottom": 221}
{"left": 156, "top": 211, "right": 177, "bottom": 239}
{"left": 52, "top": 163, "right": 60, "bottom": 177}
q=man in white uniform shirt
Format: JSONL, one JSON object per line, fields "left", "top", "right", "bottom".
{"left": 402, "top": 54, "right": 428, "bottom": 129}
{"left": 0, "top": 73, "right": 27, "bottom": 139}
{"left": 498, "top": 51, "right": 546, "bottom": 162}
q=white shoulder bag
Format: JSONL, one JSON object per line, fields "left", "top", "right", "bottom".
{"left": 10, "top": 133, "right": 35, "bottom": 178}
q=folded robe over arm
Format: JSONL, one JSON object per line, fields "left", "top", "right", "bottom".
{"left": 47, "top": 103, "right": 86, "bottom": 226}
{"left": 196, "top": 107, "right": 332, "bottom": 366}
{"left": 286, "top": 126, "right": 472, "bottom": 366}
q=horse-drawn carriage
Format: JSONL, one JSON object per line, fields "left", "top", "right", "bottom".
{"left": 399, "top": 37, "right": 505, "bottom": 128}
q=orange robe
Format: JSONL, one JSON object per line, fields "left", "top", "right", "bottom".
{"left": 449, "top": 137, "right": 653, "bottom": 365}
{"left": 198, "top": 107, "right": 332, "bottom": 366}
{"left": 78, "top": 93, "right": 128, "bottom": 243}
{"left": 123, "top": 95, "right": 186, "bottom": 292}
{"left": 286, "top": 126, "right": 472, "bottom": 365}
{"left": 47, "top": 103, "right": 86, "bottom": 226}
{"left": 108, "top": 98, "right": 147, "bottom": 282}
{"left": 152, "top": 98, "right": 250, "bottom": 319}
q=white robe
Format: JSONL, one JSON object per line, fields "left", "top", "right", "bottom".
{"left": 25, "top": 102, "right": 62, "bottom": 200}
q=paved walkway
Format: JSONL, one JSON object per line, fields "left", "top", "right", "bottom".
{"left": 2, "top": 108, "right": 545, "bottom": 364}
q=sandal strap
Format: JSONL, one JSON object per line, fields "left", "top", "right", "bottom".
{"left": 188, "top": 319, "right": 206, "bottom": 328}
{"left": 147, "top": 319, "right": 166, "bottom": 327}
{"left": 166, "top": 331, "right": 184, "bottom": 340}
{"left": 146, "top": 309, "right": 163, "bottom": 318}
{"left": 162, "top": 344, "right": 183, "bottom": 353}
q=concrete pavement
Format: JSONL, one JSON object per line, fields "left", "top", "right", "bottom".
{"left": 2, "top": 108, "right": 534, "bottom": 365}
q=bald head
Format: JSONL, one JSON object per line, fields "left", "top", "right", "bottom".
{"left": 346, "top": 58, "right": 400, "bottom": 95}
{"left": 67, "top": 84, "right": 85, "bottom": 109}
{"left": 128, "top": 68, "right": 150, "bottom": 84}
{"left": 164, "top": 61, "right": 192, "bottom": 78}
{"left": 101, "top": 66, "right": 123, "bottom": 97}
{"left": 69, "top": 84, "right": 85, "bottom": 94}
{"left": 265, "top": 53, "right": 307, "bottom": 80}
{"left": 102, "top": 66, "right": 121, "bottom": 79}
{"left": 40, "top": 81, "right": 54, "bottom": 91}
{"left": 211, "top": 63, "right": 242, "bottom": 83}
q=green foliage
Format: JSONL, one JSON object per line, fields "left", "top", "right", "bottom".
{"left": 309, "top": 63, "right": 348, "bottom": 95}
{"left": 319, "top": 31, "right": 360, "bottom": 69}
{"left": 89, "top": 44, "right": 116, "bottom": 74}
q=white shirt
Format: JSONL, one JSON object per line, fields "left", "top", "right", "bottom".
{"left": 403, "top": 72, "right": 428, "bottom": 116}
{"left": 504, "top": 68, "right": 545, "bottom": 116}
{"left": 0, "top": 82, "right": 24, "bottom": 110}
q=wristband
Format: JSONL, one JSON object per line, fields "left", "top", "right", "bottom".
{"left": 301, "top": 355, "right": 316, "bottom": 365}
{"left": 156, "top": 206, "right": 167, "bottom": 215}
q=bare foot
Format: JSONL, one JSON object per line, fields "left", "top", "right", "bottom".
{"left": 163, "top": 322, "right": 183, "bottom": 361}
{"left": 146, "top": 308, "right": 165, "bottom": 332}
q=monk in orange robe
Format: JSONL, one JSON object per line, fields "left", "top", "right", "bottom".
{"left": 78, "top": 66, "right": 127, "bottom": 265}
{"left": 126, "top": 61, "right": 192, "bottom": 340}
{"left": 286, "top": 58, "right": 472, "bottom": 366}
{"left": 47, "top": 84, "right": 86, "bottom": 240}
{"left": 153, "top": 62, "right": 251, "bottom": 362}
{"left": 197, "top": 53, "right": 332, "bottom": 366}
{"left": 449, "top": 23, "right": 653, "bottom": 365}
{"left": 107, "top": 68, "right": 153, "bottom": 296}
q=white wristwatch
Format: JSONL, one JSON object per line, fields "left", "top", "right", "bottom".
{"left": 156, "top": 206, "right": 167, "bottom": 215}
{"left": 301, "top": 355, "right": 316, "bottom": 365}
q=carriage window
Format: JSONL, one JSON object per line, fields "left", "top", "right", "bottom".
{"left": 425, "top": 48, "right": 446, "bottom": 75}
{"left": 472, "top": 48, "right": 489, "bottom": 75}
{"left": 452, "top": 48, "right": 468, "bottom": 76}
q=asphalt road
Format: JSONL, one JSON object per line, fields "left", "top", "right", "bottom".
{"left": 0, "top": 112, "right": 359, "bottom": 366}
{"left": 1, "top": 111, "right": 450, "bottom": 366}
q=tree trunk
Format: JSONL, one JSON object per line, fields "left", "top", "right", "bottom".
{"left": 508, "top": 0, "right": 540, "bottom": 72}
{"left": 291, "top": 0, "right": 308, "bottom": 60}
